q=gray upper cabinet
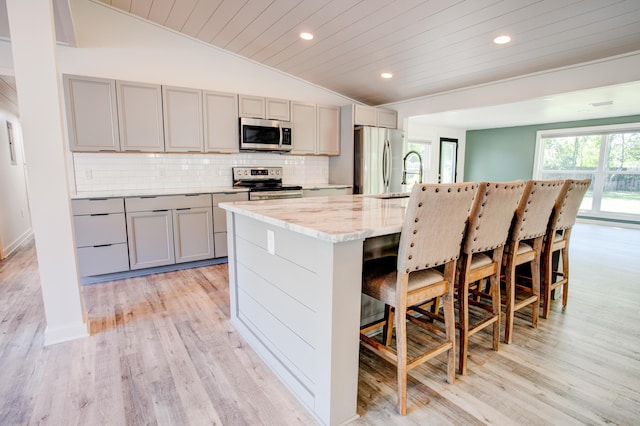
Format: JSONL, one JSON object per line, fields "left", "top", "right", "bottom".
{"left": 64, "top": 75, "right": 120, "bottom": 152}
{"left": 291, "top": 102, "right": 317, "bottom": 154}
{"left": 266, "top": 98, "right": 290, "bottom": 121}
{"left": 203, "top": 91, "right": 239, "bottom": 153}
{"left": 354, "top": 105, "right": 397, "bottom": 128}
{"left": 239, "top": 95, "right": 290, "bottom": 120}
{"left": 116, "top": 81, "right": 165, "bottom": 152}
{"left": 354, "top": 105, "right": 378, "bottom": 127}
{"left": 163, "top": 86, "right": 204, "bottom": 152}
{"left": 317, "top": 105, "right": 340, "bottom": 155}
{"left": 238, "top": 94, "right": 266, "bottom": 119}
{"left": 377, "top": 108, "right": 397, "bottom": 129}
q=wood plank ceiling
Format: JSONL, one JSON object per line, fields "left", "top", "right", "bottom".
{"left": 98, "top": 0, "right": 640, "bottom": 106}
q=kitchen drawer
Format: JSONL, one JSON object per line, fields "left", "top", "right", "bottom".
{"left": 76, "top": 243, "right": 130, "bottom": 277}
{"left": 125, "top": 193, "right": 212, "bottom": 212}
{"left": 71, "top": 197, "right": 124, "bottom": 215}
{"left": 74, "top": 213, "right": 127, "bottom": 247}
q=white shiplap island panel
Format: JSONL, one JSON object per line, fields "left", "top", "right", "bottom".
{"left": 221, "top": 195, "right": 408, "bottom": 426}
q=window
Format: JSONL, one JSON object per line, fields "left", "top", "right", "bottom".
{"left": 534, "top": 123, "right": 640, "bottom": 221}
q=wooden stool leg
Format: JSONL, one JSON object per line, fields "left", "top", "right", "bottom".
{"left": 457, "top": 277, "right": 469, "bottom": 375}
{"left": 504, "top": 258, "right": 516, "bottom": 344}
{"left": 383, "top": 305, "right": 395, "bottom": 346}
{"left": 489, "top": 273, "right": 501, "bottom": 351}
{"left": 395, "top": 302, "right": 408, "bottom": 415}
{"left": 561, "top": 245, "right": 570, "bottom": 309}
{"left": 443, "top": 282, "right": 456, "bottom": 384}
{"left": 541, "top": 248, "right": 553, "bottom": 319}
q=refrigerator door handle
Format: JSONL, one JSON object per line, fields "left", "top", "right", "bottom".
{"left": 383, "top": 138, "right": 391, "bottom": 190}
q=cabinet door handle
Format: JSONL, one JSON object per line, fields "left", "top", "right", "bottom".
{"left": 176, "top": 208, "right": 191, "bottom": 211}
{"left": 152, "top": 209, "right": 168, "bottom": 212}
{"left": 89, "top": 198, "right": 108, "bottom": 201}
{"left": 185, "top": 194, "right": 201, "bottom": 197}
{"left": 90, "top": 213, "right": 109, "bottom": 216}
{"left": 93, "top": 244, "right": 113, "bottom": 248}
{"left": 140, "top": 196, "right": 157, "bottom": 199}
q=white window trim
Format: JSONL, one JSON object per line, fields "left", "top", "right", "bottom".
{"left": 534, "top": 122, "right": 640, "bottom": 223}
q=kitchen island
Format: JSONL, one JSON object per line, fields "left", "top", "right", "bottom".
{"left": 221, "top": 195, "right": 409, "bottom": 426}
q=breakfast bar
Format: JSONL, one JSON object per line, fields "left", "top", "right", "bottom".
{"left": 221, "top": 195, "right": 409, "bottom": 426}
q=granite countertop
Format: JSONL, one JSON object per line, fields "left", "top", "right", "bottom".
{"left": 70, "top": 186, "right": 249, "bottom": 199}
{"left": 221, "top": 194, "right": 409, "bottom": 243}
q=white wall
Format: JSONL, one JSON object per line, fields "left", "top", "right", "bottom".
{"left": 405, "top": 118, "right": 466, "bottom": 183}
{"left": 0, "top": 101, "right": 32, "bottom": 258}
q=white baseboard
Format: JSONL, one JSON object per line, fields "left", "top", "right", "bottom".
{"left": 1, "top": 228, "right": 34, "bottom": 258}
{"left": 44, "top": 322, "right": 89, "bottom": 346}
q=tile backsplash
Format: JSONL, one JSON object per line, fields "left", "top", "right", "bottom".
{"left": 73, "top": 152, "right": 329, "bottom": 192}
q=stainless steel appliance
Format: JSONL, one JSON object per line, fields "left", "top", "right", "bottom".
{"left": 239, "top": 117, "right": 292, "bottom": 152}
{"left": 232, "top": 166, "right": 303, "bottom": 200}
{"left": 353, "top": 126, "right": 404, "bottom": 195}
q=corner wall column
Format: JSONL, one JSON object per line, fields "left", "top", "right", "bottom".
{"left": 6, "top": 0, "right": 88, "bottom": 345}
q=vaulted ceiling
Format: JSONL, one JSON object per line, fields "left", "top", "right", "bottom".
{"left": 97, "top": 0, "right": 640, "bottom": 106}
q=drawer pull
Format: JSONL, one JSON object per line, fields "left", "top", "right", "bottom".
{"left": 152, "top": 209, "right": 168, "bottom": 212}
{"left": 89, "top": 198, "right": 109, "bottom": 201}
{"left": 185, "top": 194, "right": 201, "bottom": 197}
{"left": 140, "top": 196, "right": 157, "bottom": 199}
{"left": 90, "top": 213, "right": 109, "bottom": 217}
{"left": 176, "top": 208, "right": 191, "bottom": 211}
{"left": 93, "top": 244, "right": 113, "bottom": 248}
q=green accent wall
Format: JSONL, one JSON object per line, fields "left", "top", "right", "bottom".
{"left": 464, "top": 115, "right": 640, "bottom": 182}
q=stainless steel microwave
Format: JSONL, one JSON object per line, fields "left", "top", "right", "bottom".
{"left": 239, "top": 117, "right": 292, "bottom": 152}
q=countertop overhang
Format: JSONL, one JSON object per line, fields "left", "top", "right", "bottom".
{"left": 220, "top": 194, "right": 408, "bottom": 243}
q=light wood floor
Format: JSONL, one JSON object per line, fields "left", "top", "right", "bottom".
{"left": 1, "top": 223, "right": 639, "bottom": 425}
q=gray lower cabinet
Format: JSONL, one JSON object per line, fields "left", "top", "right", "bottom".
{"left": 126, "top": 209, "right": 175, "bottom": 269}
{"left": 173, "top": 207, "right": 214, "bottom": 263}
{"left": 71, "top": 198, "right": 130, "bottom": 277}
{"left": 125, "top": 194, "right": 214, "bottom": 270}
{"left": 212, "top": 192, "right": 249, "bottom": 257}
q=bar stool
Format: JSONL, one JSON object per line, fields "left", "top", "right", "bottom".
{"left": 541, "top": 178, "right": 591, "bottom": 318}
{"left": 502, "top": 179, "right": 563, "bottom": 344}
{"left": 455, "top": 180, "right": 525, "bottom": 374}
{"left": 359, "top": 182, "right": 477, "bottom": 415}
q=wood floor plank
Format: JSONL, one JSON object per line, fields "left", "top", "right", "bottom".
{"left": 0, "top": 224, "right": 639, "bottom": 425}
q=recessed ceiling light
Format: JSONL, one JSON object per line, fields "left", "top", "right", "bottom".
{"left": 300, "top": 32, "right": 314, "bottom": 41}
{"left": 493, "top": 35, "right": 511, "bottom": 45}
{"left": 381, "top": 72, "right": 393, "bottom": 79}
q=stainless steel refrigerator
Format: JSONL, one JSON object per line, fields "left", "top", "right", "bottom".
{"left": 353, "top": 126, "right": 404, "bottom": 195}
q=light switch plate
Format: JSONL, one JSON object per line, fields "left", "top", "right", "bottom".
{"left": 267, "top": 229, "right": 275, "bottom": 255}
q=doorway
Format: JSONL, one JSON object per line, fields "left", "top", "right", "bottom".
{"left": 439, "top": 138, "right": 458, "bottom": 183}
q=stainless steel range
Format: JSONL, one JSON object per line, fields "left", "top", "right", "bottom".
{"left": 232, "top": 166, "right": 303, "bottom": 201}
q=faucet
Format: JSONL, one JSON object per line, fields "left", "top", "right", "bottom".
{"left": 401, "top": 150, "right": 423, "bottom": 185}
